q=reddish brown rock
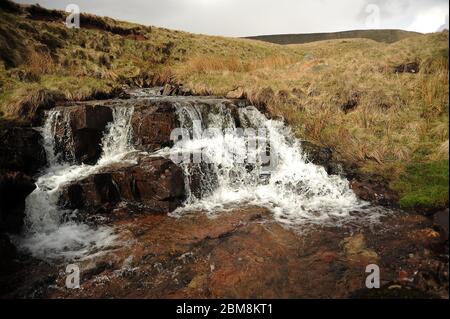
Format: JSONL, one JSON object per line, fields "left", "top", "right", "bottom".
{"left": 130, "top": 101, "right": 178, "bottom": 152}
{"left": 349, "top": 178, "right": 398, "bottom": 206}
{"left": 1, "top": 206, "right": 449, "bottom": 299}
{"left": 61, "top": 156, "right": 185, "bottom": 214}
{"left": 53, "top": 104, "right": 113, "bottom": 164}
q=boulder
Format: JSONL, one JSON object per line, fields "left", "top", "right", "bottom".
{"left": 61, "top": 156, "right": 185, "bottom": 214}
{"left": 0, "top": 170, "right": 36, "bottom": 233}
{"left": 0, "top": 127, "right": 46, "bottom": 175}
{"left": 53, "top": 104, "right": 113, "bottom": 164}
{"left": 300, "top": 141, "right": 342, "bottom": 175}
{"left": 130, "top": 100, "right": 179, "bottom": 152}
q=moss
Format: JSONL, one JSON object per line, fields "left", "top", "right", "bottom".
{"left": 393, "top": 160, "right": 449, "bottom": 210}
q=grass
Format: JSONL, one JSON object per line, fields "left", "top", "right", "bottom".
{"left": 0, "top": 1, "right": 448, "bottom": 210}
{"left": 393, "top": 160, "right": 449, "bottom": 210}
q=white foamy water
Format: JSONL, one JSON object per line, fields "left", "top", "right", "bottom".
{"left": 160, "top": 103, "right": 384, "bottom": 227}
{"left": 18, "top": 107, "right": 136, "bottom": 260}
{"left": 18, "top": 94, "right": 386, "bottom": 260}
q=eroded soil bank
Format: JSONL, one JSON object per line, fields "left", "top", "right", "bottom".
{"left": 1, "top": 206, "right": 448, "bottom": 299}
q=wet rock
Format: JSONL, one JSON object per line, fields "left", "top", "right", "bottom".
{"left": 394, "top": 62, "right": 419, "bottom": 74}
{"left": 53, "top": 104, "right": 113, "bottom": 164}
{"left": 130, "top": 100, "right": 178, "bottom": 152}
{"left": 0, "top": 170, "right": 36, "bottom": 233}
{"left": 61, "top": 156, "right": 185, "bottom": 214}
{"left": 350, "top": 284, "right": 439, "bottom": 299}
{"left": 349, "top": 178, "right": 398, "bottom": 206}
{"left": 0, "top": 127, "right": 46, "bottom": 175}
{"left": 341, "top": 234, "right": 378, "bottom": 265}
{"left": 186, "top": 160, "right": 219, "bottom": 200}
{"left": 300, "top": 141, "right": 342, "bottom": 175}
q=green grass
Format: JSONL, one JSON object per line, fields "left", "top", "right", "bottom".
{"left": 394, "top": 160, "right": 449, "bottom": 210}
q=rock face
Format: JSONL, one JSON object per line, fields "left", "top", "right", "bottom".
{"left": 130, "top": 100, "right": 179, "bottom": 152}
{"left": 0, "top": 127, "right": 47, "bottom": 175}
{"left": 300, "top": 141, "right": 342, "bottom": 175}
{"left": 0, "top": 170, "right": 36, "bottom": 233}
{"left": 61, "top": 156, "right": 185, "bottom": 214}
{"left": 53, "top": 104, "right": 113, "bottom": 164}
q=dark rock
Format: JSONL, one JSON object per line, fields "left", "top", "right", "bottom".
{"left": 53, "top": 104, "right": 113, "bottom": 164}
{"left": 0, "top": 127, "right": 47, "bottom": 175}
{"left": 433, "top": 209, "right": 449, "bottom": 241}
{"left": 186, "top": 158, "right": 219, "bottom": 199}
{"left": 131, "top": 101, "right": 178, "bottom": 152}
{"left": 394, "top": 62, "right": 420, "bottom": 74}
{"left": 0, "top": 170, "right": 36, "bottom": 233}
{"left": 60, "top": 156, "right": 185, "bottom": 214}
{"left": 300, "top": 141, "right": 342, "bottom": 175}
{"left": 349, "top": 178, "right": 398, "bottom": 206}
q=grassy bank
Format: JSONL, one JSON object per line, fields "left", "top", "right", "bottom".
{"left": 0, "top": 1, "right": 448, "bottom": 210}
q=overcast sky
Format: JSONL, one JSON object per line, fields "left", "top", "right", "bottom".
{"left": 16, "top": 0, "right": 449, "bottom": 36}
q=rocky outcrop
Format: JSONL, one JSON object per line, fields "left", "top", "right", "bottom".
{"left": 0, "top": 170, "right": 36, "bottom": 233}
{"left": 53, "top": 104, "right": 113, "bottom": 164}
{"left": 61, "top": 156, "right": 185, "bottom": 214}
{"left": 0, "top": 127, "right": 46, "bottom": 175}
{"left": 300, "top": 141, "right": 343, "bottom": 175}
{"left": 130, "top": 100, "right": 179, "bottom": 152}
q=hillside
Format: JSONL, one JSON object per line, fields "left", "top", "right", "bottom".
{"left": 0, "top": 1, "right": 448, "bottom": 211}
{"left": 246, "top": 29, "right": 422, "bottom": 45}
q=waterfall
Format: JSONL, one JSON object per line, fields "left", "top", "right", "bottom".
{"left": 18, "top": 106, "right": 136, "bottom": 260}
{"left": 166, "top": 102, "right": 382, "bottom": 227}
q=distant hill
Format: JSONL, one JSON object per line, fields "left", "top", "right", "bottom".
{"left": 245, "top": 29, "right": 422, "bottom": 45}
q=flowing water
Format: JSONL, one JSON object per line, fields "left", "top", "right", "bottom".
{"left": 159, "top": 102, "right": 383, "bottom": 227}
{"left": 17, "top": 107, "right": 136, "bottom": 260}
{"left": 19, "top": 93, "right": 385, "bottom": 260}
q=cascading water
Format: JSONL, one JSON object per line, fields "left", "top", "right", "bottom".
{"left": 18, "top": 93, "right": 385, "bottom": 260}
{"left": 17, "top": 107, "right": 136, "bottom": 260}
{"left": 161, "top": 102, "right": 384, "bottom": 227}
